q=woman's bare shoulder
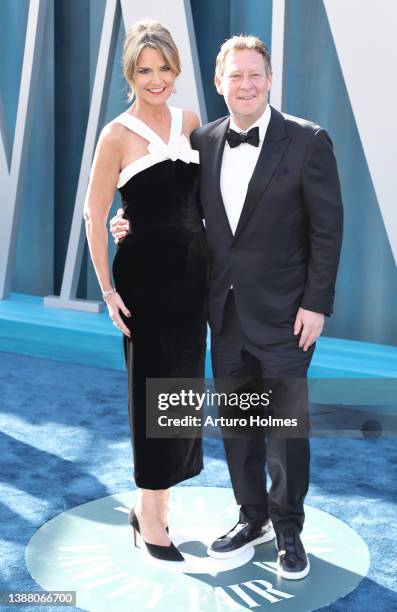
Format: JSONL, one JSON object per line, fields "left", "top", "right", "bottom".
{"left": 98, "top": 117, "right": 144, "bottom": 160}
{"left": 182, "top": 109, "right": 201, "bottom": 135}
{"left": 99, "top": 120, "right": 128, "bottom": 146}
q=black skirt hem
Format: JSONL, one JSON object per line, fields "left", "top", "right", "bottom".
{"left": 134, "top": 463, "right": 204, "bottom": 490}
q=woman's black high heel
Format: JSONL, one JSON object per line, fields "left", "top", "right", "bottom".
{"left": 128, "top": 507, "right": 168, "bottom": 534}
{"left": 129, "top": 508, "right": 184, "bottom": 562}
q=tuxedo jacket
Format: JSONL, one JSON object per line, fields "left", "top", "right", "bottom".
{"left": 190, "top": 106, "right": 344, "bottom": 344}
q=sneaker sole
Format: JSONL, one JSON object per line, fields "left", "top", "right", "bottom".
{"left": 207, "top": 527, "right": 275, "bottom": 559}
{"left": 276, "top": 556, "right": 310, "bottom": 580}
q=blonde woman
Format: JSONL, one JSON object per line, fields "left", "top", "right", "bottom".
{"left": 83, "top": 20, "right": 208, "bottom": 563}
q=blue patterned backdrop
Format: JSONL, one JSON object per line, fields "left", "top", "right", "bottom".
{"left": 0, "top": 0, "right": 396, "bottom": 345}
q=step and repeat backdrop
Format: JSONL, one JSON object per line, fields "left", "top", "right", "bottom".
{"left": 0, "top": 0, "right": 396, "bottom": 344}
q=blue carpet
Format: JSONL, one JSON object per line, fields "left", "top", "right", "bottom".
{"left": 0, "top": 351, "right": 396, "bottom": 611}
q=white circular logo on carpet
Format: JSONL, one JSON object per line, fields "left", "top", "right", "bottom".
{"left": 26, "top": 486, "right": 369, "bottom": 611}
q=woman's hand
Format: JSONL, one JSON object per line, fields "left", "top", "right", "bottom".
{"left": 105, "top": 291, "right": 131, "bottom": 338}
{"left": 109, "top": 208, "right": 130, "bottom": 244}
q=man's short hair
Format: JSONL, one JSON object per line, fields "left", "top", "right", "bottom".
{"left": 215, "top": 35, "right": 272, "bottom": 78}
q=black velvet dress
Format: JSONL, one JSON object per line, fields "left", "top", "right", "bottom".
{"left": 111, "top": 107, "right": 208, "bottom": 489}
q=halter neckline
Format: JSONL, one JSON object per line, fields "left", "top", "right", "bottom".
{"left": 113, "top": 107, "right": 199, "bottom": 189}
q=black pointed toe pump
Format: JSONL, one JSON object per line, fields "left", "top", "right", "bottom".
{"left": 129, "top": 508, "right": 184, "bottom": 562}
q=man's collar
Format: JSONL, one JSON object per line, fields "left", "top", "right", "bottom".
{"left": 229, "top": 104, "right": 271, "bottom": 141}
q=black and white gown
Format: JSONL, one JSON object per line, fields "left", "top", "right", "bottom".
{"left": 112, "top": 106, "right": 208, "bottom": 489}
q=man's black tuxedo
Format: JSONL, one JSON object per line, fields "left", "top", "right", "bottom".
{"left": 190, "top": 106, "right": 343, "bottom": 533}
{"left": 190, "top": 106, "right": 343, "bottom": 345}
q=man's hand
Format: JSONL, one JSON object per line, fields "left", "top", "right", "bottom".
{"left": 294, "top": 307, "right": 324, "bottom": 351}
{"left": 109, "top": 208, "right": 130, "bottom": 244}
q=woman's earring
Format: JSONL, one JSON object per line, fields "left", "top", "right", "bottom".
{"left": 173, "top": 84, "right": 176, "bottom": 94}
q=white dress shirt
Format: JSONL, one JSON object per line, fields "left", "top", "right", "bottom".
{"left": 220, "top": 104, "right": 271, "bottom": 235}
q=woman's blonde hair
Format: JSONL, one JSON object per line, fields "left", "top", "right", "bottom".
{"left": 122, "top": 19, "right": 181, "bottom": 102}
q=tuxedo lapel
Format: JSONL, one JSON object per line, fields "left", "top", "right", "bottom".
{"left": 233, "top": 108, "right": 290, "bottom": 242}
{"left": 206, "top": 117, "right": 233, "bottom": 238}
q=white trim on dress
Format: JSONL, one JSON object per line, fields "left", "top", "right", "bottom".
{"left": 113, "top": 106, "right": 199, "bottom": 189}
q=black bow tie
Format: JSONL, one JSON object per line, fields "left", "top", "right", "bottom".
{"left": 226, "top": 126, "right": 260, "bottom": 148}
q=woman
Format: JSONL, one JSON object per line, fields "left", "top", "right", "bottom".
{"left": 83, "top": 19, "right": 208, "bottom": 562}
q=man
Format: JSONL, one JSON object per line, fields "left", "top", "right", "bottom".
{"left": 110, "top": 35, "right": 343, "bottom": 579}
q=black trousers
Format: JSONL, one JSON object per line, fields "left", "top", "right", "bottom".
{"left": 211, "top": 291, "right": 315, "bottom": 533}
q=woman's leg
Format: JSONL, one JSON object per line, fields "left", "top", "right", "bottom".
{"left": 161, "top": 489, "right": 170, "bottom": 528}
{"left": 134, "top": 488, "right": 170, "bottom": 545}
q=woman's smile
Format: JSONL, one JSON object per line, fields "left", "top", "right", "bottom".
{"left": 146, "top": 86, "right": 167, "bottom": 94}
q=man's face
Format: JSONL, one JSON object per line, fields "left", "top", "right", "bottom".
{"left": 215, "top": 49, "right": 272, "bottom": 128}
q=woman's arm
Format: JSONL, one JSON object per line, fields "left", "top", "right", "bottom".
{"left": 183, "top": 109, "right": 200, "bottom": 138}
{"left": 83, "top": 123, "right": 131, "bottom": 337}
{"left": 183, "top": 110, "right": 204, "bottom": 220}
